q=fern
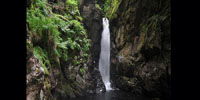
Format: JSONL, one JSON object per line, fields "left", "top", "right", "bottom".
{"left": 33, "top": 46, "right": 50, "bottom": 75}
{"left": 56, "top": 41, "right": 68, "bottom": 49}
{"left": 27, "top": 0, "right": 91, "bottom": 69}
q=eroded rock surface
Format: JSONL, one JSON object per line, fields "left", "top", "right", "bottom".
{"left": 109, "top": 0, "right": 171, "bottom": 99}
{"left": 26, "top": 53, "right": 45, "bottom": 100}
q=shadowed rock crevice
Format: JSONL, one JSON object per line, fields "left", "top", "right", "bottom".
{"left": 79, "top": 0, "right": 106, "bottom": 93}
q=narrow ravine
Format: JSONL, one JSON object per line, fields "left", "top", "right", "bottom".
{"left": 26, "top": 0, "right": 171, "bottom": 100}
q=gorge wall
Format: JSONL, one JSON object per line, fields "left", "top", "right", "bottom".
{"left": 79, "top": 0, "right": 106, "bottom": 93}
{"left": 26, "top": 0, "right": 105, "bottom": 100}
{"left": 107, "top": 0, "right": 171, "bottom": 99}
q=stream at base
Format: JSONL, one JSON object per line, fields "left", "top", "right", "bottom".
{"left": 69, "top": 90, "right": 151, "bottom": 100}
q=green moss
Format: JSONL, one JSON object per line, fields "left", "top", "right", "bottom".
{"left": 96, "top": 4, "right": 103, "bottom": 11}
{"left": 104, "top": 0, "right": 111, "bottom": 12}
{"left": 79, "top": 67, "right": 86, "bottom": 75}
{"left": 26, "top": 39, "right": 33, "bottom": 51}
{"left": 33, "top": 46, "right": 50, "bottom": 75}
{"left": 105, "top": 0, "right": 122, "bottom": 20}
{"left": 45, "top": 80, "right": 50, "bottom": 89}
{"left": 62, "top": 83, "right": 75, "bottom": 96}
{"left": 136, "top": 14, "right": 164, "bottom": 52}
{"left": 36, "top": 68, "right": 40, "bottom": 73}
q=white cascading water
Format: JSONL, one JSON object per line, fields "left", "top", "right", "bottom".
{"left": 99, "top": 18, "right": 112, "bottom": 91}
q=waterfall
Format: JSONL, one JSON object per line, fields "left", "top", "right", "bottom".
{"left": 99, "top": 18, "right": 112, "bottom": 91}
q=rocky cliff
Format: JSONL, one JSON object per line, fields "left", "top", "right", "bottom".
{"left": 26, "top": 0, "right": 105, "bottom": 100}
{"left": 107, "top": 0, "right": 171, "bottom": 99}
{"left": 79, "top": 0, "right": 106, "bottom": 93}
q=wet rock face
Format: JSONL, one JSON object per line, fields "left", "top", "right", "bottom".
{"left": 26, "top": 53, "right": 45, "bottom": 100}
{"left": 110, "top": 0, "right": 171, "bottom": 99}
{"left": 79, "top": 0, "right": 106, "bottom": 94}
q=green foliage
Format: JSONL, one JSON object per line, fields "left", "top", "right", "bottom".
{"left": 45, "top": 78, "right": 51, "bottom": 89}
{"left": 104, "top": 0, "right": 122, "bottom": 20}
{"left": 27, "top": 0, "right": 91, "bottom": 69}
{"left": 70, "top": 20, "right": 86, "bottom": 35}
{"left": 96, "top": 4, "right": 103, "bottom": 11}
{"left": 26, "top": 39, "right": 33, "bottom": 50}
{"left": 104, "top": 0, "right": 111, "bottom": 12}
{"left": 27, "top": 0, "right": 60, "bottom": 40}
{"left": 26, "top": 1, "right": 92, "bottom": 98}
{"left": 33, "top": 46, "right": 50, "bottom": 75}
{"left": 65, "top": 0, "right": 79, "bottom": 15}
{"left": 79, "top": 67, "right": 86, "bottom": 75}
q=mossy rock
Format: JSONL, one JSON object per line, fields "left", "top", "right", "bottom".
{"left": 105, "top": 0, "right": 122, "bottom": 20}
